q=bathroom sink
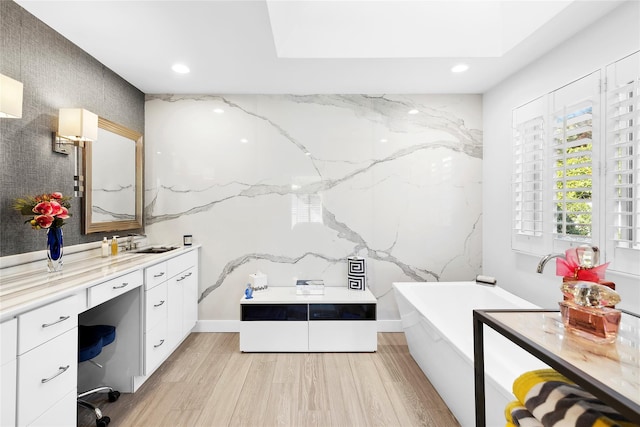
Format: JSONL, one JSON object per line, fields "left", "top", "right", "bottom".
{"left": 134, "top": 246, "right": 179, "bottom": 254}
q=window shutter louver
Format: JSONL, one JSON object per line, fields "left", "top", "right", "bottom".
{"left": 605, "top": 51, "right": 640, "bottom": 275}
{"left": 513, "top": 115, "right": 545, "bottom": 237}
{"left": 608, "top": 80, "right": 638, "bottom": 248}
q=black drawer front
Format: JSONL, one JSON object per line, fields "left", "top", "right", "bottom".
{"left": 309, "top": 304, "right": 376, "bottom": 321}
{"left": 241, "top": 304, "right": 308, "bottom": 321}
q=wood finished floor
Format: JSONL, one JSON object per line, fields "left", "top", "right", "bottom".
{"left": 78, "top": 333, "right": 460, "bottom": 427}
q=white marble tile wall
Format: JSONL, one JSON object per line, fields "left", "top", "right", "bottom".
{"left": 144, "top": 94, "right": 483, "bottom": 322}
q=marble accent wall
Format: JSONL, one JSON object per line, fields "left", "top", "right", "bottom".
{"left": 145, "top": 94, "right": 482, "bottom": 321}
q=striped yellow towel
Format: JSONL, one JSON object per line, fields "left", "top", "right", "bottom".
{"left": 512, "top": 369, "right": 639, "bottom": 427}
{"left": 505, "top": 400, "right": 543, "bottom": 426}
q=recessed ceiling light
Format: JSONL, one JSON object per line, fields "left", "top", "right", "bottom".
{"left": 240, "top": 138, "right": 248, "bottom": 144}
{"left": 171, "top": 63, "right": 190, "bottom": 74}
{"left": 451, "top": 63, "right": 469, "bottom": 73}
{"left": 380, "top": 138, "right": 388, "bottom": 143}
{"left": 408, "top": 109, "right": 419, "bottom": 115}
{"left": 305, "top": 152, "right": 311, "bottom": 156}
{"left": 213, "top": 108, "right": 224, "bottom": 114}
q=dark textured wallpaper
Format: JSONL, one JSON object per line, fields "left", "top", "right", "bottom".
{"left": 0, "top": 1, "right": 145, "bottom": 257}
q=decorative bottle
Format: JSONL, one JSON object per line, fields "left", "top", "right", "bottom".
{"left": 101, "top": 237, "right": 109, "bottom": 258}
{"left": 111, "top": 236, "right": 118, "bottom": 256}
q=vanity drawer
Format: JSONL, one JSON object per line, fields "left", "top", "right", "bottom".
{"left": 168, "top": 251, "right": 197, "bottom": 278}
{"left": 18, "top": 295, "right": 79, "bottom": 355}
{"left": 144, "top": 320, "right": 169, "bottom": 375}
{"left": 145, "top": 262, "right": 168, "bottom": 289}
{"left": 145, "top": 281, "right": 168, "bottom": 332}
{"left": 27, "top": 388, "right": 77, "bottom": 427}
{"left": 17, "top": 327, "right": 77, "bottom": 427}
{"left": 88, "top": 270, "right": 143, "bottom": 308}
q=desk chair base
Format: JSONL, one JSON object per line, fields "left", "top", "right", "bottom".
{"left": 78, "top": 386, "right": 120, "bottom": 427}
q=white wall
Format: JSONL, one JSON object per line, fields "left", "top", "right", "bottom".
{"left": 144, "top": 94, "right": 483, "bottom": 328}
{"left": 483, "top": 1, "right": 640, "bottom": 312}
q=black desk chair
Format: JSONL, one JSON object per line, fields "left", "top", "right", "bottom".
{"left": 78, "top": 325, "right": 121, "bottom": 427}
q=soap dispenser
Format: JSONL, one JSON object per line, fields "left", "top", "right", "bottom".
{"left": 101, "top": 237, "right": 109, "bottom": 258}
{"left": 111, "top": 236, "right": 118, "bottom": 256}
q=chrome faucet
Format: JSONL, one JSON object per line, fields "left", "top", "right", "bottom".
{"left": 126, "top": 233, "right": 146, "bottom": 251}
{"left": 536, "top": 253, "right": 566, "bottom": 273}
{"left": 536, "top": 245, "right": 600, "bottom": 273}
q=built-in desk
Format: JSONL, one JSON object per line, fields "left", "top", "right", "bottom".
{"left": 473, "top": 309, "right": 640, "bottom": 427}
{"left": 0, "top": 245, "right": 200, "bottom": 427}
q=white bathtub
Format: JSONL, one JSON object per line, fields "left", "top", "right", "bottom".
{"left": 393, "top": 281, "right": 548, "bottom": 427}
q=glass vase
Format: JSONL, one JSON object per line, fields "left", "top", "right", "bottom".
{"left": 46, "top": 226, "right": 64, "bottom": 272}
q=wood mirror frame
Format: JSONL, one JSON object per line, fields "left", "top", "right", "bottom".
{"left": 83, "top": 117, "right": 143, "bottom": 233}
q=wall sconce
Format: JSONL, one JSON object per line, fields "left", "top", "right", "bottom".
{"left": 0, "top": 74, "right": 24, "bottom": 119}
{"left": 52, "top": 108, "right": 98, "bottom": 155}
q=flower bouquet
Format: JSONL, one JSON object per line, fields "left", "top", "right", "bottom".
{"left": 14, "top": 192, "right": 71, "bottom": 272}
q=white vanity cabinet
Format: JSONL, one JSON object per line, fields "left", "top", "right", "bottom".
{"left": 1, "top": 318, "right": 17, "bottom": 427}
{"left": 1, "top": 245, "right": 201, "bottom": 416}
{"left": 142, "top": 249, "right": 199, "bottom": 377}
{"left": 167, "top": 251, "right": 198, "bottom": 349}
{"left": 16, "top": 294, "right": 80, "bottom": 427}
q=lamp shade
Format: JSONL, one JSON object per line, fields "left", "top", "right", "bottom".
{"left": 0, "top": 74, "right": 24, "bottom": 119}
{"left": 58, "top": 108, "right": 98, "bottom": 141}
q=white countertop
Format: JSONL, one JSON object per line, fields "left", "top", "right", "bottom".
{"left": 0, "top": 245, "right": 200, "bottom": 322}
{"left": 239, "top": 286, "right": 376, "bottom": 304}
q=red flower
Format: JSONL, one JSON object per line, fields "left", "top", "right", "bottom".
{"left": 33, "top": 201, "right": 53, "bottom": 215}
{"left": 34, "top": 215, "right": 54, "bottom": 229}
{"left": 51, "top": 192, "right": 63, "bottom": 199}
{"left": 57, "top": 206, "right": 70, "bottom": 220}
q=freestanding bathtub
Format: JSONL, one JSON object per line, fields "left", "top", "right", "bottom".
{"left": 393, "top": 281, "right": 548, "bottom": 427}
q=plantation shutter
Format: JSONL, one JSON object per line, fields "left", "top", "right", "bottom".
{"left": 605, "top": 51, "right": 640, "bottom": 275}
{"left": 512, "top": 96, "right": 547, "bottom": 253}
{"left": 549, "top": 71, "right": 601, "bottom": 253}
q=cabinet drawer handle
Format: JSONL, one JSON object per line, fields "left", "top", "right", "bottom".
{"left": 113, "top": 282, "right": 129, "bottom": 289}
{"left": 154, "top": 300, "right": 166, "bottom": 307}
{"left": 177, "top": 276, "right": 186, "bottom": 282}
{"left": 153, "top": 272, "right": 165, "bottom": 278}
{"left": 154, "top": 339, "right": 165, "bottom": 348}
{"left": 185, "top": 272, "right": 192, "bottom": 277}
{"left": 42, "top": 316, "right": 70, "bottom": 328}
{"left": 41, "top": 365, "right": 70, "bottom": 383}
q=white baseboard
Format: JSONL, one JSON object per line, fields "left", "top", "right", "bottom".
{"left": 194, "top": 319, "right": 403, "bottom": 333}
{"left": 194, "top": 320, "right": 240, "bottom": 332}
{"left": 377, "top": 319, "right": 403, "bottom": 332}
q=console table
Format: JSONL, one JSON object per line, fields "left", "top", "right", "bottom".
{"left": 473, "top": 309, "right": 640, "bottom": 427}
{"left": 239, "top": 287, "right": 377, "bottom": 352}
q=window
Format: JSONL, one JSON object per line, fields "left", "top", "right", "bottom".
{"left": 551, "top": 102, "right": 594, "bottom": 242}
{"left": 512, "top": 53, "right": 640, "bottom": 277}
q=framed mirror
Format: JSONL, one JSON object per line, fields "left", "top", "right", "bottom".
{"left": 83, "top": 117, "right": 143, "bottom": 233}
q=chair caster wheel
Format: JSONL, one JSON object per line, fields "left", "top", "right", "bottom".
{"left": 108, "top": 390, "right": 120, "bottom": 402}
{"left": 96, "top": 416, "right": 110, "bottom": 427}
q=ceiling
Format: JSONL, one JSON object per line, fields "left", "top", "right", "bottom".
{"left": 15, "top": 0, "right": 624, "bottom": 94}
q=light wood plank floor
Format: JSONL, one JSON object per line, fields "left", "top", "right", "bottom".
{"left": 78, "top": 333, "right": 460, "bottom": 427}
